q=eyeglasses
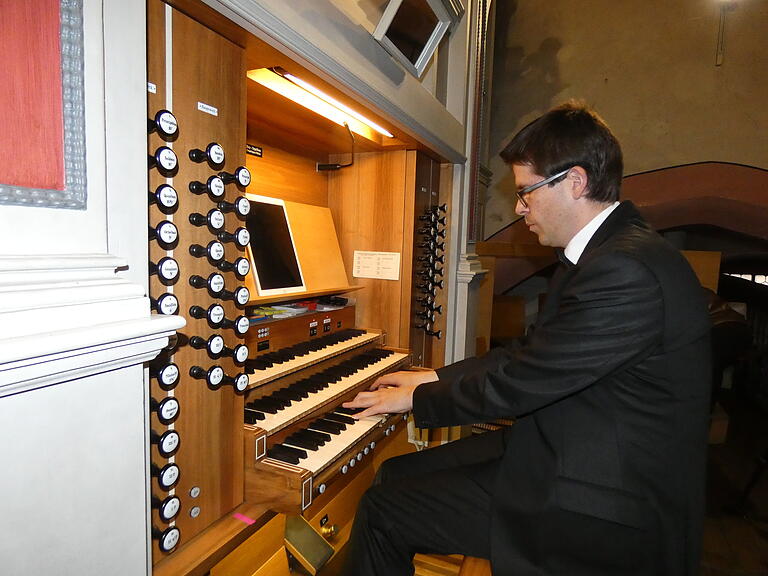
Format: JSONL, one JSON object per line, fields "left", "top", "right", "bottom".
{"left": 515, "top": 168, "right": 571, "bottom": 208}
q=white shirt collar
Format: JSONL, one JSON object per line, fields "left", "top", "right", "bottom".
{"left": 563, "top": 202, "right": 620, "bottom": 264}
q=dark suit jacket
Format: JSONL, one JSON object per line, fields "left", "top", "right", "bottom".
{"left": 413, "top": 202, "right": 711, "bottom": 575}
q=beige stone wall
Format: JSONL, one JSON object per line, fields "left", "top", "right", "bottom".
{"left": 484, "top": 0, "right": 768, "bottom": 238}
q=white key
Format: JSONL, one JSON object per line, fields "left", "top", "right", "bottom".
{"left": 256, "top": 352, "right": 407, "bottom": 434}
{"left": 248, "top": 331, "right": 381, "bottom": 387}
{"left": 284, "top": 415, "right": 385, "bottom": 475}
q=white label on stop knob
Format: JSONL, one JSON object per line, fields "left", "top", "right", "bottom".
{"left": 158, "top": 222, "right": 178, "bottom": 244}
{"left": 235, "top": 287, "right": 250, "bottom": 306}
{"left": 209, "top": 143, "right": 225, "bottom": 165}
{"left": 158, "top": 185, "right": 177, "bottom": 207}
{"left": 159, "top": 431, "right": 180, "bottom": 455}
{"left": 209, "top": 366, "right": 224, "bottom": 386}
{"left": 236, "top": 258, "right": 250, "bottom": 276}
{"left": 157, "top": 111, "right": 178, "bottom": 136}
{"left": 209, "top": 176, "right": 225, "bottom": 198}
{"left": 235, "top": 373, "right": 249, "bottom": 392}
{"left": 235, "top": 196, "right": 251, "bottom": 215}
{"left": 234, "top": 345, "right": 249, "bottom": 363}
{"left": 236, "top": 167, "right": 251, "bottom": 187}
{"left": 236, "top": 228, "right": 250, "bottom": 246}
{"left": 209, "top": 210, "right": 225, "bottom": 230}
{"left": 209, "top": 241, "right": 225, "bottom": 261}
{"left": 160, "top": 496, "right": 180, "bottom": 521}
{"left": 158, "top": 398, "right": 179, "bottom": 422}
{"left": 159, "top": 259, "right": 179, "bottom": 280}
{"left": 236, "top": 316, "right": 250, "bottom": 334}
{"left": 158, "top": 148, "right": 177, "bottom": 170}
{"left": 209, "top": 305, "right": 225, "bottom": 325}
{"left": 209, "top": 335, "right": 225, "bottom": 355}
{"left": 209, "top": 274, "right": 225, "bottom": 294}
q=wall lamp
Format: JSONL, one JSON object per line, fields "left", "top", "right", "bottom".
{"left": 246, "top": 67, "right": 394, "bottom": 140}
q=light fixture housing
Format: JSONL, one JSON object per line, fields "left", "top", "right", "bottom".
{"left": 247, "top": 67, "right": 394, "bottom": 140}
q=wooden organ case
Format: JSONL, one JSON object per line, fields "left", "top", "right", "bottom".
{"left": 146, "top": 1, "right": 451, "bottom": 574}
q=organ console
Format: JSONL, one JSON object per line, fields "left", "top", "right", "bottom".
{"left": 146, "top": 2, "right": 450, "bottom": 573}
{"left": 240, "top": 322, "right": 410, "bottom": 514}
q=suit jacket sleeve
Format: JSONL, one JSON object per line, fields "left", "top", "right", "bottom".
{"left": 413, "top": 253, "right": 665, "bottom": 427}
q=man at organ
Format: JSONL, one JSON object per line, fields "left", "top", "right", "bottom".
{"left": 342, "top": 102, "right": 712, "bottom": 576}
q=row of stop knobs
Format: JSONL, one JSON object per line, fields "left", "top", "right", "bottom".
{"left": 147, "top": 108, "right": 253, "bottom": 553}
{"left": 415, "top": 204, "right": 447, "bottom": 339}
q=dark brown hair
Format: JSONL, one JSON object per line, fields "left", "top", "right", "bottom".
{"left": 500, "top": 101, "right": 623, "bottom": 202}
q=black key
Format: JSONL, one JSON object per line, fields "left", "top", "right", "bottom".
{"left": 310, "top": 418, "right": 344, "bottom": 434}
{"left": 293, "top": 380, "right": 322, "bottom": 394}
{"left": 284, "top": 435, "right": 319, "bottom": 451}
{"left": 247, "top": 398, "right": 280, "bottom": 414}
{"left": 273, "top": 443, "right": 308, "bottom": 459}
{"left": 325, "top": 412, "right": 355, "bottom": 425}
{"left": 297, "top": 429, "right": 331, "bottom": 445}
{"left": 244, "top": 409, "right": 265, "bottom": 423}
{"left": 270, "top": 388, "right": 302, "bottom": 402}
{"left": 281, "top": 386, "right": 309, "bottom": 400}
{"left": 264, "top": 393, "right": 291, "bottom": 408}
{"left": 267, "top": 445, "right": 301, "bottom": 465}
{"left": 336, "top": 406, "right": 364, "bottom": 416}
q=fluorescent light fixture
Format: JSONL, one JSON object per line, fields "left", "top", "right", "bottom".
{"left": 247, "top": 67, "right": 394, "bottom": 139}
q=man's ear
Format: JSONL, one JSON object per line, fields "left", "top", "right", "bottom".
{"left": 568, "top": 166, "right": 589, "bottom": 199}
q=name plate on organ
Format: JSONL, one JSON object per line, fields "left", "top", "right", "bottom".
{"left": 352, "top": 251, "right": 401, "bottom": 281}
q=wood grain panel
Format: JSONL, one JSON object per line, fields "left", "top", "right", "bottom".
{"left": 148, "top": 3, "right": 250, "bottom": 564}
{"left": 210, "top": 514, "right": 287, "bottom": 576}
{"left": 328, "top": 150, "right": 410, "bottom": 347}
{"left": 245, "top": 143, "right": 328, "bottom": 207}
{"left": 168, "top": 4, "right": 247, "bottom": 547}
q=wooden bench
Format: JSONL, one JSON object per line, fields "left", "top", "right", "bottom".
{"left": 459, "top": 556, "right": 492, "bottom": 576}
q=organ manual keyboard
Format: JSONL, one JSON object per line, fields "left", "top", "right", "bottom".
{"left": 242, "top": 306, "right": 410, "bottom": 514}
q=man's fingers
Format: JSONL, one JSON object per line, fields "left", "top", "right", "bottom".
{"left": 352, "top": 406, "right": 380, "bottom": 419}
{"left": 342, "top": 391, "right": 379, "bottom": 410}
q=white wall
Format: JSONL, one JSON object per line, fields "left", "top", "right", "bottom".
{"left": 0, "top": 2, "right": 181, "bottom": 574}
